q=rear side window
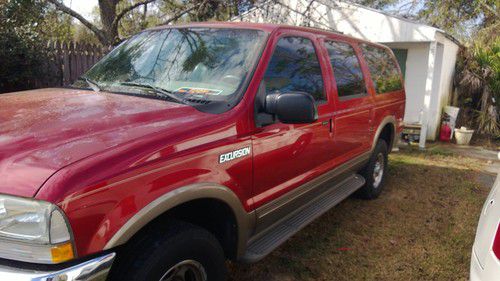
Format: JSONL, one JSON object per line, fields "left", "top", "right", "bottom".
{"left": 360, "top": 44, "right": 403, "bottom": 94}
{"left": 325, "top": 41, "right": 366, "bottom": 98}
{"left": 264, "top": 36, "right": 325, "bottom": 102}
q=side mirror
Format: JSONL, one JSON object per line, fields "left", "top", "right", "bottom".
{"left": 265, "top": 92, "right": 318, "bottom": 124}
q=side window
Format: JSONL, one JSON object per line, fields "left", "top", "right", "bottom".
{"left": 325, "top": 41, "right": 366, "bottom": 98}
{"left": 360, "top": 44, "right": 403, "bottom": 94}
{"left": 264, "top": 36, "right": 325, "bottom": 102}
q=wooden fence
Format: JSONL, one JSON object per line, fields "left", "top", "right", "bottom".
{"left": 26, "top": 42, "right": 111, "bottom": 89}
{"left": 53, "top": 42, "right": 111, "bottom": 86}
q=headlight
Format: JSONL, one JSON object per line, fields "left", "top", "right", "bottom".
{"left": 0, "top": 194, "right": 75, "bottom": 264}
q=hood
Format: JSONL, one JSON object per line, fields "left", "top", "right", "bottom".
{"left": 0, "top": 88, "right": 207, "bottom": 197}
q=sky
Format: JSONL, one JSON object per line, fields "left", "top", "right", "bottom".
{"left": 63, "top": 0, "right": 98, "bottom": 18}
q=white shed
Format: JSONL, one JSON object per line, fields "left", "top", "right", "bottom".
{"left": 233, "top": 0, "right": 461, "bottom": 146}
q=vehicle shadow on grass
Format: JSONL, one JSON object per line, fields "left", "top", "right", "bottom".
{"left": 228, "top": 151, "right": 491, "bottom": 281}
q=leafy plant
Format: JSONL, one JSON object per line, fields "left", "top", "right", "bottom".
{"left": 0, "top": 0, "right": 73, "bottom": 93}
{"left": 476, "top": 110, "right": 500, "bottom": 138}
{"left": 454, "top": 37, "right": 499, "bottom": 138}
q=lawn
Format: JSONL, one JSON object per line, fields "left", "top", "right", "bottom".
{"left": 229, "top": 148, "right": 493, "bottom": 281}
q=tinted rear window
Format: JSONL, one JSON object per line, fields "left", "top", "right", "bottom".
{"left": 360, "top": 44, "right": 402, "bottom": 94}
{"left": 325, "top": 41, "right": 366, "bottom": 98}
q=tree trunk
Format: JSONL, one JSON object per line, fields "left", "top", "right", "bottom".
{"left": 98, "top": 0, "right": 120, "bottom": 46}
{"left": 480, "top": 86, "right": 491, "bottom": 112}
{"left": 49, "top": 0, "right": 185, "bottom": 46}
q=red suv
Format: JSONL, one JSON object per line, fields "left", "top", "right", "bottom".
{"left": 0, "top": 22, "right": 405, "bottom": 281}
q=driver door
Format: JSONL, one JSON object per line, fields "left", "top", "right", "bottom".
{"left": 251, "top": 32, "right": 336, "bottom": 227}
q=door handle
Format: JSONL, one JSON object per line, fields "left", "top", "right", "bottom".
{"left": 321, "top": 119, "right": 333, "bottom": 133}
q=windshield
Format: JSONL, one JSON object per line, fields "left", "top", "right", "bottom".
{"left": 75, "top": 27, "right": 267, "bottom": 111}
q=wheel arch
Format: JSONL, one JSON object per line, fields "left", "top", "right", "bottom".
{"left": 372, "top": 116, "right": 397, "bottom": 152}
{"left": 103, "top": 183, "right": 255, "bottom": 259}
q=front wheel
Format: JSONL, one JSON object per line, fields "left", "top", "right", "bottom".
{"left": 356, "top": 139, "right": 388, "bottom": 199}
{"left": 109, "top": 221, "right": 227, "bottom": 281}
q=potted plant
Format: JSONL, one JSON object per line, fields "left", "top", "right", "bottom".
{"left": 454, "top": 126, "right": 475, "bottom": 145}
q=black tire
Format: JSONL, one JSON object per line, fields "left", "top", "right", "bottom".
{"left": 109, "top": 220, "right": 227, "bottom": 281}
{"left": 356, "top": 139, "right": 388, "bottom": 200}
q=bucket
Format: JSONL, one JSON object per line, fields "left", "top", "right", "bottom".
{"left": 454, "top": 127, "right": 474, "bottom": 145}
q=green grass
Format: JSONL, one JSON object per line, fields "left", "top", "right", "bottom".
{"left": 228, "top": 150, "right": 490, "bottom": 281}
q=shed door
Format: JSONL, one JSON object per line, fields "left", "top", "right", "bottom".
{"left": 391, "top": 48, "right": 408, "bottom": 79}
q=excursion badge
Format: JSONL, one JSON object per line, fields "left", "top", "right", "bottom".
{"left": 219, "top": 147, "right": 251, "bottom": 163}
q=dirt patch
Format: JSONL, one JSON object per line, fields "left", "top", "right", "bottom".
{"left": 228, "top": 149, "right": 491, "bottom": 281}
{"left": 469, "top": 134, "right": 500, "bottom": 150}
{"left": 423, "top": 143, "right": 499, "bottom": 174}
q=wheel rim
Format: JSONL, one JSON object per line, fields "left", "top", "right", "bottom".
{"left": 373, "top": 153, "right": 385, "bottom": 188}
{"left": 159, "top": 260, "right": 207, "bottom": 281}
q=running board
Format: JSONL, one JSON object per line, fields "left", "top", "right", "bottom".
{"left": 242, "top": 174, "right": 365, "bottom": 263}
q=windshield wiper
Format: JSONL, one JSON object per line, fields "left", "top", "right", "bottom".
{"left": 120, "top": 81, "right": 187, "bottom": 104}
{"left": 78, "top": 76, "right": 101, "bottom": 92}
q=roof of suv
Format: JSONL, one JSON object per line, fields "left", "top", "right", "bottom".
{"left": 149, "top": 21, "right": 389, "bottom": 49}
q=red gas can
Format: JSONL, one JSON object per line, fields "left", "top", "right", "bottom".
{"left": 440, "top": 122, "right": 452, "bottom": 142}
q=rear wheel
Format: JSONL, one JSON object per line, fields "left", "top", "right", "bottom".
{"left": 110, "top": 220, "right": 227, "bottom": 281}
{"left": 356, "top": 139, "right": 388, "bottom": 199}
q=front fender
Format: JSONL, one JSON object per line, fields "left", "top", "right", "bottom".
{"left": 103, "top": 182, "right": 255, "bottom": 257}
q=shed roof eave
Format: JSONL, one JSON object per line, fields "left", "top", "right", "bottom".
{"left": 435, "top": 30, "right": 462, "bottom": 47}
{"left": 381, "top": 41, "right": 433, "bottom": 44}
{"left": 232, "top": 0, "right": 462, "bottom": 47}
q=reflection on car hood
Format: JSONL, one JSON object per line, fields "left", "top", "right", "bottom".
{"left": 0, "top": 88, "right": 206, "bottom": 197}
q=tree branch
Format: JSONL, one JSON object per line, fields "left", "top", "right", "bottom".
{"left": 46, "top": 0, "right": 106, "bottom": 43}
{"left": 113, "top": 0, "right": 157, "bottom": 28}
{"left": 161, "top": 5, "right": 198, "bottom": 25}
{"left": 194, "top": 0, "right": 210, "bottom": 20}
{"left": 480, "top": 2, "right": 500, "bottom": 19}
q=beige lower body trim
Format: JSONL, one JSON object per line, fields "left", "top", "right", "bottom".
{"left": 104, "top": 153, "right": 372, "bottom": 260}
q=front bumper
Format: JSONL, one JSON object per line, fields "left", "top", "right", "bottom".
{"left": 0, "top": 252, "right": 115, "bottom": 281}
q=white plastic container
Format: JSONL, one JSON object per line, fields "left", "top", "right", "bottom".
{"left": 454, "top": 127, "right": 474, "bottom": 145}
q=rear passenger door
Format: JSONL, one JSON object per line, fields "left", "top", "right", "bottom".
{"left": 324, "top": 40, "right": 374, "bottom": 163}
